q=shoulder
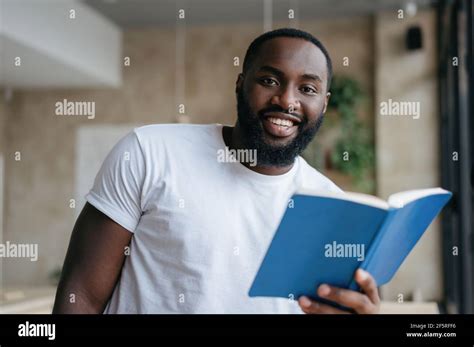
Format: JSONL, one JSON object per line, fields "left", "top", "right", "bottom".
{"left": 133, "top": 123, "right": 218, "bottom": 143}
{"left": 130, "top": 123, "right": 220, "bottom": 154}
{"left": 297, "top": 156, "right": 344, "bottom": 193}
{"left": 128, "top": 123, "right": 222, "bottom": 168}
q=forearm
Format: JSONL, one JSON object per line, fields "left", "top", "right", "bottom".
{"left": 53, "top": 280, "right": 107, "bottom": 314}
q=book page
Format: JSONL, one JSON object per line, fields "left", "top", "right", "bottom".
{"left": 388, "top": 187, "right": 449, "bottom": 208}
{"left": 296, "top": 189, "right": 390, "bottom": 210}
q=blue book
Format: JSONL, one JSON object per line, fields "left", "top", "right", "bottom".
{"left": 248, "top": 187, "right": 452, "bottom": 303}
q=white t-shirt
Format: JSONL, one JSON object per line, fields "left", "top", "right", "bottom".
{"left": 86, "top": 124, "right": 343, "bottom": 314}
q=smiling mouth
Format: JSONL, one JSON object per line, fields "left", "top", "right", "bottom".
{"left": 261, "top": 112, "right": 301, "bottom": 138}
{"left": 266, "top": 117, "right": 294, "bottom": 127}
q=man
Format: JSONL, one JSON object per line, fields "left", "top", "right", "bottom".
{"left": 53, "top": 28, "right": 380, "bottom": 314}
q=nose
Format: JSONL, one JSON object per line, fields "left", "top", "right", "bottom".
{"left": 270, "top": 86, "right": 300, "bottom": 113}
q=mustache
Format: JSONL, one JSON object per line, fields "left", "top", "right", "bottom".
{"left": 257, "top": 105, "right": 304, "bottom": 122}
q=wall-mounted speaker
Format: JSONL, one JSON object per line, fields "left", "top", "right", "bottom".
{"left": 406, "top": 26, "right": 423, "bottom": 50}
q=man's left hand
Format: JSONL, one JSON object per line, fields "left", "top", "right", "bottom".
{"left": 298, "top": 269, "right": 380, "bottom": 314}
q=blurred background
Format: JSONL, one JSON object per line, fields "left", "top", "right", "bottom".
{"left": 0, "top": 0, "right": 472, "bottom": 314}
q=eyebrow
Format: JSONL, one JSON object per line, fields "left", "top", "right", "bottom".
{"left": 258, "top": 65, "right": 322, "bottom": 83}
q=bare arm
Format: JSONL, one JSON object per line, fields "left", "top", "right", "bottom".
{"left": 52, "top": 202, "right": 133, "bottom": 314}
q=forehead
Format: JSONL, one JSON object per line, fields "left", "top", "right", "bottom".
{"left": 250, "top": 37, "right": 328, "bottom": 80}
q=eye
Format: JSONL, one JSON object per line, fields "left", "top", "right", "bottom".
{"left": 301, "top": 86, "right": 317, "bottom": 95}
{"left": 260, "top": 77, "right": 278, "bottom": 86}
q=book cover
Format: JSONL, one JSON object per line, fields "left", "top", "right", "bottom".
{"left": 248, "top": 187, "right": 452, "bottom": 302}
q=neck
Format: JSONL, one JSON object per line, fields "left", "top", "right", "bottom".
{"left": 222, "top": 124, "right": 294, "bottom": 176}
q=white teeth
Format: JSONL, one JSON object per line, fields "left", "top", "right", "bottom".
{"left": 268, "top": 117, "right": 293, "bottom": 127}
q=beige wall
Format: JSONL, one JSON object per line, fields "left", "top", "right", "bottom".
{"left": 4, "top": 18, "right": 373, "bottom": 287}
{"left": 375, "top": 9, "right": 441, "bottom": 301}
{"left": 0, "top": 94, "right": 6, "bottom": 154}
{"left": 0, "top": 91, "right": 8, "bottom": 290}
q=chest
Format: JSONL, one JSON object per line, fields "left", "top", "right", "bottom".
{"left": 136, "top": 168, "right": 297, "bottom": 266}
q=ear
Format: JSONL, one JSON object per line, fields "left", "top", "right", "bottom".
{"left": 322, "top": 92, "right": 331, "bottom": 114}
{"left": 235, "top": 73, "right": 244, "bottom": 94}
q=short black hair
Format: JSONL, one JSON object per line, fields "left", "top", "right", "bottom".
{"left": 242, "top": 28, "right": 333, "bottom": 91}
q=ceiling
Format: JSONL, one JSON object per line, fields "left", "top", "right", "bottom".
{"left": 0, "top": 0, "right": 122, "bottom": 89}
{"left": 82, "top": 0, "right": 437, "bottom": 28}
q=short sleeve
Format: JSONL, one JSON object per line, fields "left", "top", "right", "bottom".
{"left": 85, "top": 130, "right": 146, "bottom": 232}
{"left": 327, "top": 181, "right": 345, "bottom": 194}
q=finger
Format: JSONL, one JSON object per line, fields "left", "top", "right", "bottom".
{"left": 298, "top": 296, "right": 350, "bottom": 314}
{"left": 355, "top": 269, "right": 380, "bottom": 306}
{"left": 317, "top": 284, "right": 375, "bottom": 314}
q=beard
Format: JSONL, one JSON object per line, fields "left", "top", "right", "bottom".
{"left": 236, "top": 88, "right": 325, "bottom": 167}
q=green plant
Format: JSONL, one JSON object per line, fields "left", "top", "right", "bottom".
{"left": 328, "top": 76, "right": 375, "bottom": 193}
{"left": 49, "top": 266, "right": 62, "bottom": 285}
